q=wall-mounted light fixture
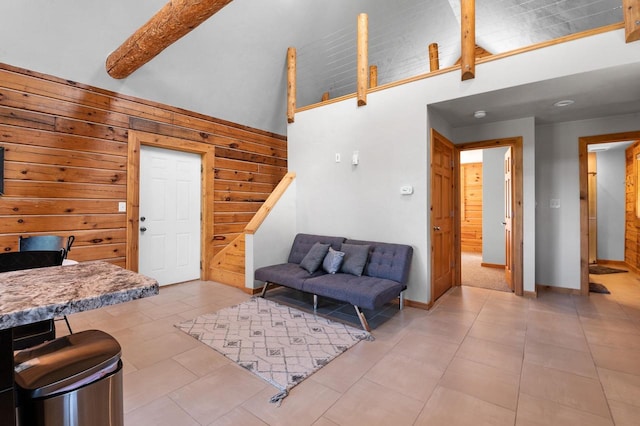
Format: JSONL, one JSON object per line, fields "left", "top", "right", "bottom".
{"left": 352, "top": 151, "right": 359, "bottom": 165}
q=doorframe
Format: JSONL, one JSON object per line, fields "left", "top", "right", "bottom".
{"left": 454, "top": 137, "right": 524, "bottom": 296}
{"left": 578, "top": 130, "right": 640, "bottom": 296}
{"left": 126, "top": 130, "right": 215, "bottom": 279}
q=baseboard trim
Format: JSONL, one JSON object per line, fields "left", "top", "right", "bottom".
{"left": 480, "top": 262, "right": 506, "bottom": 269}
{"left": 404, "top": 299, "right": 433, "bottom": 310}
{"left": 535, "top": 284, "right": 580, "bottom": 296}
{"left": 595, "top": 259, "right": 626, "bottom": 266}
{"left": 626, "top": 263, "right": 640, "bottom": 275}
{"left": 523, "top": 289, "right": 537, "bottom": 298}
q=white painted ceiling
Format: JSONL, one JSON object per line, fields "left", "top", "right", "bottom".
{"left": 429, "top": 61, "right": 640, "bottom": 127}
{"left": 297, "top": 0, "right": 624, "bottom": 107}
{"left": 588, "top": 141, "right": 633, "bottom": 152}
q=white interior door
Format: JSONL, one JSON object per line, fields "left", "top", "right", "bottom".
{"left": 139, "top": 145, "right": 201, "bottom": 286}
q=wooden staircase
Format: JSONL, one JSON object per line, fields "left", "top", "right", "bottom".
{"left": 209, "top": 172, "right": 295, "bottom": 291}
{"left": 210, "top": 234, "right": 246, "bottom": 288}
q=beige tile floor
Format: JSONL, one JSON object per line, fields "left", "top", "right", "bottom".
{"left": 63, "top": 270, "right": 640, "bottom": 425}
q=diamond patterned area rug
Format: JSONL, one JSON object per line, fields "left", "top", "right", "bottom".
{"left": 175, "top": 297, "right": 371, "bottom": 404}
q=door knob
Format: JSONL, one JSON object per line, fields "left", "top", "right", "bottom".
{"left": 433, "top": 226, "right": 441, "bottom": 231}
{"left": 140, "top": 216, "right": 146, "bottom": 222}
{"left": 140, "top": 227, "right": 147, "bottom": 232}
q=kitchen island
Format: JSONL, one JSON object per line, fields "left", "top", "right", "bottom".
{"left": 0, "top": 261, "right": 159, "bottom": 424}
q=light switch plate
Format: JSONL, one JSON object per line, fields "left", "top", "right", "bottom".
{"left": 400, "top": 185, "right": 413, "bottom": 195}
{"left": 550, "top": 199, "right": 560, "bottom": 208}
{"left": 118, "top": 201, "right": 126, "bottom": 212}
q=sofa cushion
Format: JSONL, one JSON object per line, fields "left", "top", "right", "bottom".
{"left": 322, "top": 247, "right": 345, "bottom": 274}
{"left": 287, "top": 234, "right": 346, "bottom": 264}
{"left": 344, "top": 239, "right": 413, "bottom": 284}
{"left": 255, "top": 263, "right": 323, "bottom": 291}
{"left": 340, "top": 243, "right": 370, "bottom": 276}
{"left": 303, "top": 273, "right": 405, "bottom": 310}
{"left": 300, "top": 242, "right": 330, "bottom": 273}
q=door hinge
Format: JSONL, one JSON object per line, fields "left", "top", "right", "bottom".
{"left": 450, "top": 160, "right": 454, "bottom": 168}
{"left": 450, "top": 210, "right": 454, "bottom": 218}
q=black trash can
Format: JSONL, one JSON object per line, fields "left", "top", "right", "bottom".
{"left": 14, "top": 330, "right": 123, "bottom": 426}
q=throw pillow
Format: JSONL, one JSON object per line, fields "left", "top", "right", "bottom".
{"left": 340, "top": 243, "right": 370, "bottom": 276}
{"left": 322, "top": 247, "right": 345, "bottom": 274}
{"left": 300, "top": 242, "right": 330, "bottom": 273}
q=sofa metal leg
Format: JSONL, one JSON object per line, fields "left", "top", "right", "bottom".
{"left": 353, "top": 305, "right": 371, "bottom": 332}
{"left": 260, "top": 282, "right": 270, "bottom": 298}
{"left": 399, "top": 291, "right": 405, "bottom": 310}
{"left": 313, "top": 294, "right": 318, "bottom": 311}
{"left": 63, "top": 315, "right": 73, "bottom": 334}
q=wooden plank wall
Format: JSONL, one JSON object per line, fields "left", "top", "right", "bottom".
{"left": 625, "top": 142, "right": 640, "bottom": 271}
{"left": 460, "top": 162, "right": 482, "bottom": 253}
{"left": 0, "top": 63, "right": 287, "bottom": 267}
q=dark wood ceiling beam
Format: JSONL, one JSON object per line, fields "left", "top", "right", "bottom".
{"left": 106, "top": 0, "right": 233, "bottom": 79}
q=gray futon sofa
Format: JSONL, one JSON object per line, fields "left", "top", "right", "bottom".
{"left": 255, "top": 233, "right": 413, "bottom": 331}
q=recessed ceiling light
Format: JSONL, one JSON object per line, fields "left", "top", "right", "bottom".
{"left": 553, "top": 99, "right": 575, "bottom": 107}
{"left": 473, "top": 110, "right": 486, "bottom": 119}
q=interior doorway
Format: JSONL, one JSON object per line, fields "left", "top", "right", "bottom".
{"left": 430, "top": 131, "right": 524, "bottom": 303}
{"left": 459, "top": 147, "right": 512, "bottom": 293}
{"left": 455, "top": 137, "right": 523, "bottom": 298}
{"left": 579, "top": 131, "right": 640, "bottom": 295}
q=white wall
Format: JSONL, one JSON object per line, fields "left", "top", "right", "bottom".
{"left": 535, "top": 112, "right": 640, "bottom": 289}
{"left": 596, "top": 148, "right": 626, "bottom": 261}
{"left": 454, "top": 118, "right": 536, "bottom": 293}
{"left": 482, "top": 147, "right": 509, "bottom": 264}
{"left": 290, "top": 29, "right": 640, "bottom": 303}
{"left": 460, "top": 149, "right": 483, "bottom": 164}
{"left": 290, "top": 89, "right": 430, "bottom": 302}
{"left": 246, "top": 180, "right": 298, "bottom": 289}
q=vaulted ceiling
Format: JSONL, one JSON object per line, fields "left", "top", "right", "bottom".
{"left": 0, "top": 0, "right": 631, "bottom": 134}
{"left": 296, "top": 0, "right": 623, "bottom": 106}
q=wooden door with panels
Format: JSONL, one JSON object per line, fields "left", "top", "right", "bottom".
{"left": 431, "top": 129, "right": 456, "bottom": 302}
{"left": 126, "top": 131, "right": 215, "bottom": 282}
{"left": 504, "top": 147, "right": 514, "bottom": 290}
{"left": 139, "top": 145, "right": 201, "bottom": 286}
{"left": 588, "top": 152, "right": 598, "bottom": 264}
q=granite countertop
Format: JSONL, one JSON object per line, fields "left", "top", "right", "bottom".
{"left": 0, "top": 261, "right": 159, "bottom": 329}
